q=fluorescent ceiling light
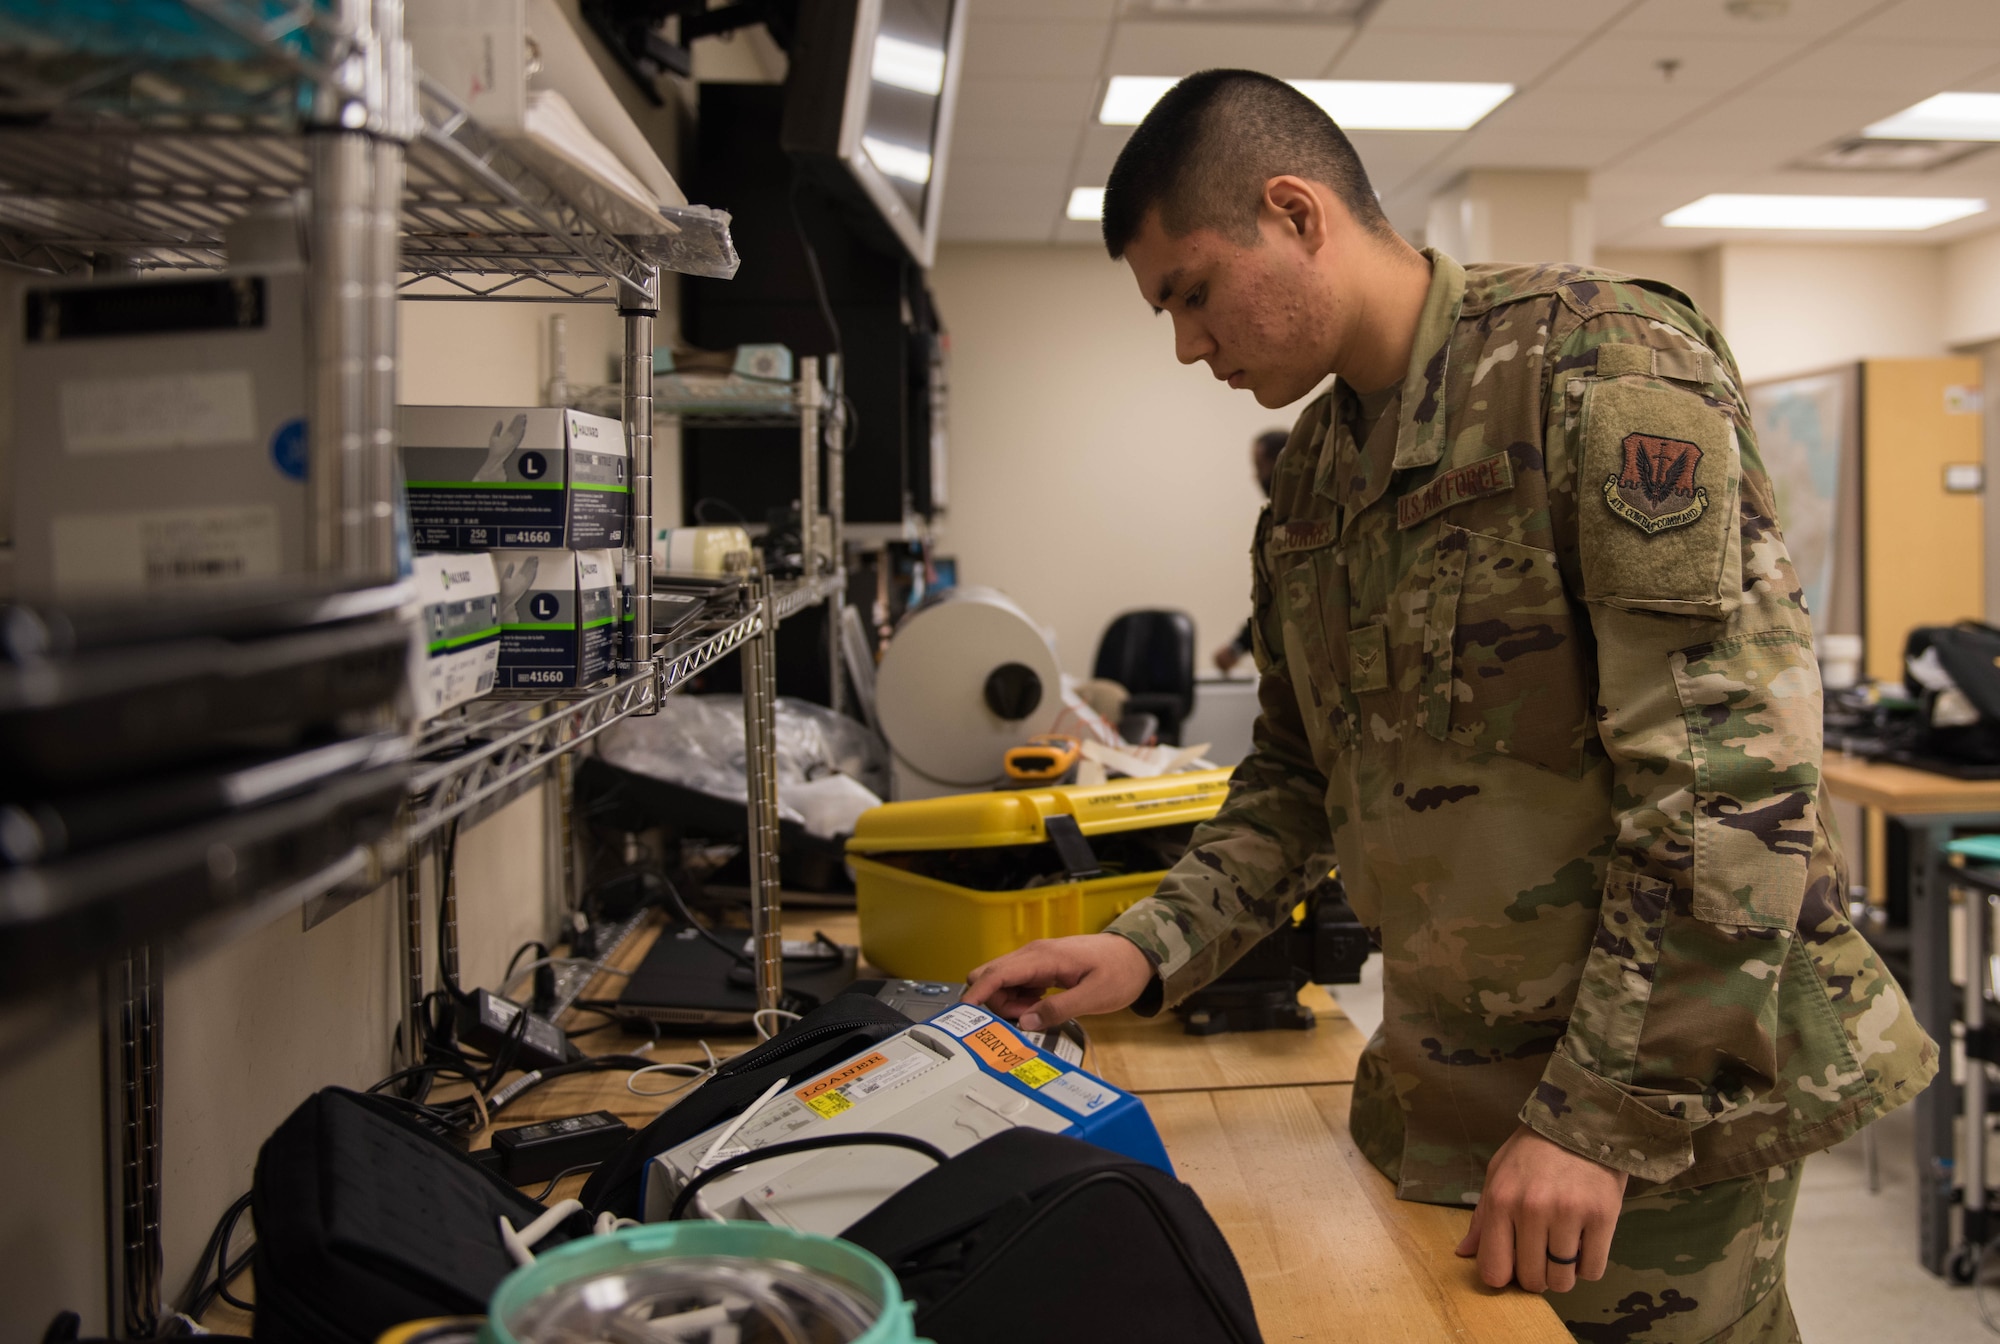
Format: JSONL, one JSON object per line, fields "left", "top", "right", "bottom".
{"left": 1864, "top": 92, "right": 2000, "bottom": 142}
{"left": 1662, "top": 193, "right": 1985, "bottom": 231}
{"left": 872, "top": 33, "right": 945, "bottom": 96}
{"left": 1100, "top": 77, "right": 1179, "bottom": 125}
{"left": 1067, "top": 187, "right": 1106, "bottom": 221}
{"left": 1098, "top": 76, "right": 1513, "bottom": 129}
{"left": 1291, "top": 80, "right": 1513, "bottom": 130}
{"left": 862, "top": 136, "right": 932, "bottom": 185}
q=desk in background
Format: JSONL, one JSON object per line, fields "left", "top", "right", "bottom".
{"left": 1821, "top": 752, "right": 2000, "bottom": 1276}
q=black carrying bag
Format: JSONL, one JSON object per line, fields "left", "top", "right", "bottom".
{"left": 841, "top": 1128, "right": 1263, "bottom": 1344}
{"left": 251, "top": 1087, "right": 588, "bottom": 1344}
{"left": 578, "top": 990, "right": 912, "bottom": 1217}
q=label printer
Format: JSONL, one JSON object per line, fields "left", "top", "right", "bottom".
{"left": 642, "top": 1004, "right": 1169, "bottom": 1235}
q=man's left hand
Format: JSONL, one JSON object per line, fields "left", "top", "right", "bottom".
{"left": 1454, "top": 1125, "right": 1628, "bottom": 1294}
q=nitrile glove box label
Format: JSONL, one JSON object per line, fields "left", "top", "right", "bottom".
{"left": 493, "top": 548, "right": 618, "bottom": 689}
{"left": 410, "top": 552, "right": 500, "bottom": 719}
{"left": 399, "top": 405, "right": 626, "bottom": 550}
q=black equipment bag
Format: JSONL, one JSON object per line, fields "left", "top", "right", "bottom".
{"left": 251, "top": 1087, "right": 587, "bottom": 1344}
{"left": 841, "top": 1128, "right": 1263, "bottom": 1344}
{"left": 1903, "top": 622, "right": 2000, "bottom": 766}
{"left": 578, "top": 991, "right": 912, "bottom": 1217}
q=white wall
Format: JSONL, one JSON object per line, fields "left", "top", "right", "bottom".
{"left": 930, "top": 244, "right": 1299, "bottom": 679}
{"left": 1946, "top": 226, "right": 2000, "bottom": 350}
{"left": 1709, "top": 242, "right": 1947, "bottom": 384}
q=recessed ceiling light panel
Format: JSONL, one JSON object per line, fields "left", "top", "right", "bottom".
{"left": 1662, "top": 193, "right": 1986, "bottom": 231}
{"left": 1796, "top": 137, "right": 1990, "bottom": 173}
{"left": 1067, "top": 187, "right": 1107, "bottom": 221}
{"left": 1865, "top": 92, "right": 2000, "bottom": 142}
{"left": 1098, "top": 75, "right": 1512, "bottom": 128}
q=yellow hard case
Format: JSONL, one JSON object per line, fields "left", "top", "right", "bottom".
{"left": 844, "top": 769, "right": 1232, "bottom": 982}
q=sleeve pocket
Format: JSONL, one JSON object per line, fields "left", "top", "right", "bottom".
{"left": 1672, "top": 629, "right": 1821, "bottom": 927}
{"left": 1577, "top": 375, "right": 1741, "bottom": 619}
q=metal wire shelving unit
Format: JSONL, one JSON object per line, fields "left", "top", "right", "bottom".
{"left": 0, "top": 3, "right": 846, "bottom": 1334}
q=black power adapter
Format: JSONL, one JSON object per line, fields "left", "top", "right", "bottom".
{"left": 488, "top": 1110, "right": 633, "bottom": 1185}
{"left": 455, "top": 988, "right": 575, "bottom": 1073}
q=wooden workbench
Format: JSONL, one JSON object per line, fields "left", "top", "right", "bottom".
{"left": 1821, "top": 750, "right": 2000, "bottom": 1277}
{"left": 482, "top": 911, "right": 1569, "bottom": 1343}
{"left": 208, "top": 910, "right": 1568, "bottom": 1341}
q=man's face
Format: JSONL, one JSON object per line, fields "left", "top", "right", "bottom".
{"left": 1123, "top": 207, "right": 1336, "bottom": 409}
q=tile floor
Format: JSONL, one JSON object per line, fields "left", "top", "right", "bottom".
{"left": 1329, "top": 960, "right": 1999, "bottom": 1342}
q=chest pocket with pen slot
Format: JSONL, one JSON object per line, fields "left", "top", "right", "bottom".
{"left": 1422, "top": 522, "right": 1590, "bottom": 777}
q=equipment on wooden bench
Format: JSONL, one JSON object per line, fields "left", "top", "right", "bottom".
{"left": 640, "top": 1002, "right": 1167, "bottom": 1234}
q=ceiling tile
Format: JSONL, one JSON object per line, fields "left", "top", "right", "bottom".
{"left": 1533, "top": 33, "right": 1798, "bottom": 95}
{"left": 951, "top": 120, "right": 1081, "bottom": 162}
{"left": 1759, "top": 39, "right": 2000, "bottom": 96}
{"left": 953, "top": 76, "right": 1099, "bottom": 126}
{"left": 940, "top": 159, "right": 1075, "bottom": 241}
{"left": 1845, "top": 0, "right": 2000, "bottom": 43}
{"left": 1364, "top": 0, "right": 1631, "bottom": 32}
{"left": 1104, "top": 18, "right": 1355, "bottom": 77}
{"left": 961, "top": 18, "right": 1113, "bottom": 81}
{"left": 1610, "top": 0, "right": 1886, "bottom": 41}
{"left": 1328, "top": 26, "right": 1581, "bottom": 82}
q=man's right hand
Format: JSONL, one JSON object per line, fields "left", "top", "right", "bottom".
{"left": 963, "top": 933, "right": 1156, "bottom": 1031}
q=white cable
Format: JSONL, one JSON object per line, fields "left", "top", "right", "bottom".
{"left": 699, "top": 1074, "right": 790, "bottom": 1170}
{"left": 497, "top": 1198, "right": 584, "bottom": 1267}
{"left": 752, "top": 1008, "right": 801, "bottom": 1041}
{"left": 626, "top": 1040, "right": 721, "bottom": 1099}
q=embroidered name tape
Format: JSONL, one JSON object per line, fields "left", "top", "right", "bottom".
{"left": 1268, "top": 518, "right": 1335, "bottom": 553}
{"left": 1396, "top": 452, "right": 1515, "bottom": 529}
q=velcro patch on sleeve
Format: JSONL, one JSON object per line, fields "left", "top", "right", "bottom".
{"left": 1395, "top": 451, "right": 1515, "bottom": 529}
{"left": 1578, "top": 378, "right": 1740, "bottom": 618}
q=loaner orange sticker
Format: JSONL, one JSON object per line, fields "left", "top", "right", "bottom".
{"left": 964, "top": 1023, "right": 1039, "bottom": 1074}
{"left": 797, "top": 1052, "right": 887, "bottom": 1104}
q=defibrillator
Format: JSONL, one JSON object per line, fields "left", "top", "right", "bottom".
{"left": 641, "top": 1004, "right": 1169, "bottom": 1235}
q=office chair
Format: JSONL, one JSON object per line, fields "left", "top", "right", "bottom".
{"left": 1093, "top": 609, "right": 1196, "bottom": 746}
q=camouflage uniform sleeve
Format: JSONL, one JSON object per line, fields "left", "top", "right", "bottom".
{"left": 1104, "top": 506, "right": 1336, "bottom": 1014}
{"left": 1518, "top": 308, "right": 1824, "bottom": 1184}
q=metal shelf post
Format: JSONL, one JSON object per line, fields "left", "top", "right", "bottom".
{"left": 825, "top": 356, "right": 846, "bottom": 715}
{"left": 743, "top": 567, "right": 784, "bottom": 1011}
{"left": 621, "top": 273, "right": 659, "bottom": 680}
{"left": 101, "top": 946, "right": 164, "bottom": 1339}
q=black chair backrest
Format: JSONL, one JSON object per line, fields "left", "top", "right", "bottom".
{"left": 1093, "top": 610, "right": 1196, "bottom": 720}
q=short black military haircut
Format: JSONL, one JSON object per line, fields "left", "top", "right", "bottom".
{"left": 1101, "top": 69, "right": 1393, "bottom": 260}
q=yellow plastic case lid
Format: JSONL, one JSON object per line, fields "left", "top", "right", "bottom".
{"left": 845, "top": 768, "right": 1232, "bottom": 853}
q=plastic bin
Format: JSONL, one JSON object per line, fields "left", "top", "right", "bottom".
{"left": 846, "top": 769, "right": 1232, "bottom": 981}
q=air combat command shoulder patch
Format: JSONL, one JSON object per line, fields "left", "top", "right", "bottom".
{"left": 1604, "top": 431, "right": 1708, "bottom": 534}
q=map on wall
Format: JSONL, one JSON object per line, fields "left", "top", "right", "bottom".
{"left": 1748, "top": 371, "right": 1848, "bottom": 637}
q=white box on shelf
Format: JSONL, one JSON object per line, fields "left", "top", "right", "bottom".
{"left": 11, "top": 268, "right": 309, "bottom": 599}
{"left": 492, "top": 548, "right": 618, "bottom": 690}
{"left": 411, "top": 552, "right": 501, "bottom": 719}
{"left": 399, "top": 405, "right": 628, "bottom": 551}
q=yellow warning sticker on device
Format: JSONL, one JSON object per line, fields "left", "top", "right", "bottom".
{"left": 804, "top": 1091, "right": 854, "bottom": 1119}
{"left": 1011, "top": 1058, "right": 1061, "bottom": 1089}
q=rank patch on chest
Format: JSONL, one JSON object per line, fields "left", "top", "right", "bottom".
{"left": 1604, "top": 431, "right": 1709, "bottom": 535}
{"left": 1396, "top": 452, "right": 1515, "bottom": 529}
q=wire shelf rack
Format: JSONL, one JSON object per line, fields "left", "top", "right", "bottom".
{"left": 0, "top": 70, "right": 734, "bottom": 302}
{"left": 405, "top": 604, "right": 762, "bottom": 842}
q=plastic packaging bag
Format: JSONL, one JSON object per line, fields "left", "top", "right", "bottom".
{"left": 597, "top": 695, "right": 887, "bottom": 836}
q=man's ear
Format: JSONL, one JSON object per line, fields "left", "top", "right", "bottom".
{"left": 1263, "top": 175, "right": 1328, "bottom": 252}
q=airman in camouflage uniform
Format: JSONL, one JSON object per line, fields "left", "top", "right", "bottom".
{"left": 1101, "top": 249, "right": 1937, "bottom": 1338}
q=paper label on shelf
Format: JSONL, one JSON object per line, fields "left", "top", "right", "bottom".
{"left": 930, "top": 1005, "right": 992, "bottom": 1037}
{"left": 50, "top": 505, "right": 280, "bottom": 596}
{"left": 1037, "top": 1070, "right": 1120, "bottom": 1116}
{"left": 60, "top": 370, "right": 256, "bottom": 454}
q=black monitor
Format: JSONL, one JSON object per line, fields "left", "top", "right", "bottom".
{"left": 781, "top": 0, "right": 965, "bottom": 268}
